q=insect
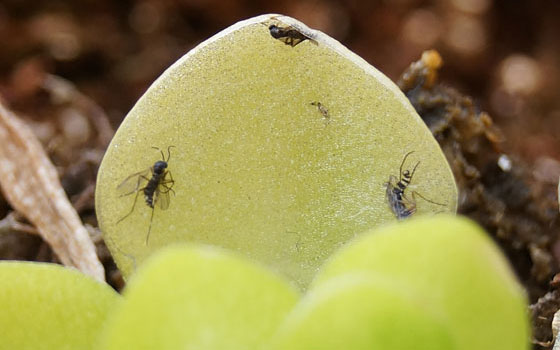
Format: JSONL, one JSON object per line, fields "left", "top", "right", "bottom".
{"left": 268, "top": 23, "right": 316, "bottom": 47}
{"left": 116, "top": 146, "right": 176, "bottom": 244}
{"left": 384, "top": 151, "right": 445, "bottom": 220}
{"left": 311, "top": 101, "right": 330, "bottom": 124}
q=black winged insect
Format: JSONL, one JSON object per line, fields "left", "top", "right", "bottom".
{"left": 116, "top": 146, "right": 175, "bottom": 244}
{"left": 384, "top": 151, "right": 445, "bottom": 220}
{"left": 268, "top": 23, "right": 316, "bottom": 47}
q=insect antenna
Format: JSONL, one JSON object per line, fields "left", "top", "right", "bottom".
{"left": 151, "top": 146, "right": 165, "bottom": 161}
{"left": 151, "top": 145, "right": 176, "bottom": 162}
{"left": 166, "top": 145, "right": 176, "bottom": 162}
{"left": 399, "top": 151, "right": 415, "bottom": 179}
{"left": 408, "top": 161, "right": 420, "bottom": 181}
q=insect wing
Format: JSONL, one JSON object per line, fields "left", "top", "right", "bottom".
{"left": 116, "top": 168, "right": 151, "bottom": 197}
{"left": 279, "top": 35, "right": 305, "bottom": 47}
{"left": 154, "top": 187, "right": 171, "bottom": 210}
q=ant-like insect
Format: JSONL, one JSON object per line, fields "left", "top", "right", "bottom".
{"left": 385, "top": 151, "right": 445, "bottom": 220}
{"left": 268, "top": 22, "right": 316, "bottom": 47}
{"left": 116, "top": 146, "right": 176, "bottom": 244}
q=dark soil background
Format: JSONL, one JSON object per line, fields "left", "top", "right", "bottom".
{"left": 0, "top": 0, "right": 559, "bottom": 348}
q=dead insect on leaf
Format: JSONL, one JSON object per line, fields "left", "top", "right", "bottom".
{"left": 311, "top": 101, "right": 330, "bottom": 124}
{"left": 385, "top": 151, "right": 445, "bottom": 219}
{"left": 117, "top": 146, "right": 175, "bottom": 244}
{"left": 268, "top": 24, "right": 315, "bottom": 47}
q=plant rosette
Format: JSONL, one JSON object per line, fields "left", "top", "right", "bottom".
{"left": 90, "top": 13, "right": 526, "bottom": 350}
{"left": 0, "top": 217, "right": 527, "bottom": 349}
{"left": 90, "top": 215, "right": 529, "bottom": 349}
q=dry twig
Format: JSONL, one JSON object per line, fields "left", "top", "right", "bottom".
{"left": 0, "top": 101, "right": 105, "bottom": 282}
{"left": 0, "top": 212, "right": 39, "bottom": 236}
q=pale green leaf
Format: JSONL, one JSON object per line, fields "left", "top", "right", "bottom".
{"left": 96, "top": 14, "right": 457, "bottom": 289}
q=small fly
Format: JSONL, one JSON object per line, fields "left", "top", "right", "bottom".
{"left": 311, "top": 101, "right": 330, "bottom": 124}
{"left": 268, "top": 24, "right": 316, "bottom": 47}
{"left": 116, "top": 146, "right": 176, "bottom": 244}
{"left": 385, "top": 151, "right": 445, "bottom": 220}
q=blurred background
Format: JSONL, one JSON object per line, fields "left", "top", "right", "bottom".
{"left": 0, "top": 0, "right": 559, "bottom": 164}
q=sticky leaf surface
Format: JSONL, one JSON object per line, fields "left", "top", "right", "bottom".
{"left": 96, "top": 14, "right": 457, "bottom": 288}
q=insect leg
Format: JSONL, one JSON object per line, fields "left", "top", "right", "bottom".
{"left": 145, "top": 205, "right": 156, "bottom": 245}
{"left": 159, "top": 171, "right": 175, "bottom": 195}
{"left": 159, "top": 184, "right": 175, "bottom": 195}
{"left": 411, "top": 191, "right": 446, "bottom": 206}
{"left": 117, "top": 188, "right": 144, "bottom": 224}
{"left": 163, "top": 170, "right": 175, "bottom": 186}
{"left": 401, "top": 206, "right": 416, "bottom": 219}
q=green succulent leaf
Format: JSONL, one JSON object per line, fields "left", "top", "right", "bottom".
{"left": 96, "top": 245, "right": 299, "bottom": 350}
{"left": 96, "top": 14, "right": 457, "bottom": 289}
{"left": 268, "top": 274, "right": 454, "bottom": 350}
{"left": 0, "top": 262, "right": 121, "bottom": 350}
{"left": 313, "top": 215, "right": 530, "bottom": 350}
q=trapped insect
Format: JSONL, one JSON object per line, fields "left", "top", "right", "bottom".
{"left": 116, "top": 146, "right": 176, "bottom": 244}
{"left": 384, "top": 151, "right": 445, "bottom": 220}
{"left": 268, "top": 24, "right": 315, "bottom": 47}
{"left": 311, "top": 101, "right": 330, "bottom": 124}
